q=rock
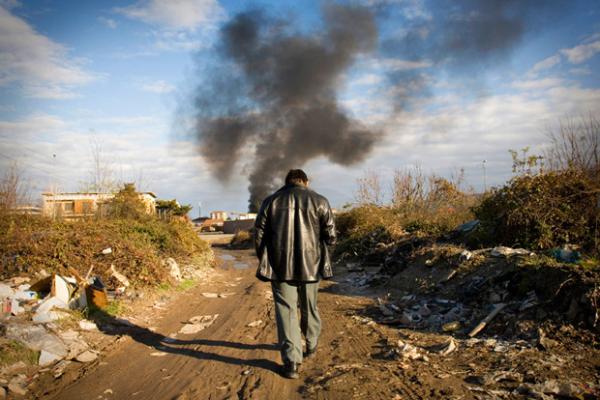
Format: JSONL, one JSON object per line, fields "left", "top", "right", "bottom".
{"left": 78, "top": 320, "right": 98, "bottom": 331}
{"left": 6, "top": 324, "right": 67, "bottom": 360}
{"left": 8, "top": 376, "right": 27, "bottom": 396}
{"left": 442, "top": 321, "right": 461, "bottom": 332}
{"left": 490, "top": 246, "right": 533, "bottom": 257}
{"left": 179, "top": 314, "right": 219, "bottom": 334}
{"left": 101, "top": 247, "right": 112, "bottom": 255}
{"left": 165, "top": 258, "right": 181, "bottom": 282}
{"left": 539, "top": 379, "right": 581, "bottom": 397}
{"left": 39, "top": 350, "right": 63, "bottom": 366}
{"left": 52, "top": 360, "right": 71, "bottom": 378}
{"left": 459, "top": 250, "right": 473, "bottom": 262}
{"left": 0, "top": 283, "right": 14, "bottom": 297}
{"left": 76, "top": 351, "right": 98, "bottom": 363}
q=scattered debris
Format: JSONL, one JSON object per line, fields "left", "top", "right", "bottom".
{"left": 164, "top": 258, "right": 181, "bottom": 282}
{"left": 110, "top": 265, "right": 130, "bottom": 288}
{"left": 75, "top": 351, "right": 98, "bottom": 363}
{"left": 456, "top": 220, "right": 480, "bottom": 233}
{"left": 246, "top": 320, "right": 263, "bottom": 327}
{"left": 79, "top": 320, "right": 98, "bottom": 331}
{"left": 490, "top": 246, "right": 533, "bottom": 257}
{"left": 101, "top": 247, "right": 113, "bottom": 255}
{"left": 201, "top": 293, "right": 218, "bottom": 298}
{"left": 551, "top": 246, "right": 581, "bottom": 263}
{"left": 459, "top": 250, "right": 473, "bottom": 262}
{"left": 391, "top": 340, "right": 429, "bottom": 361}
{"left": 179, "top": 314, "right": 219, "bottom": 334}
{"left": 218, "top": 292, "right": 235, "bottom": 298}
{"left": 468, "top": 303, "right": 506, "bottom": 337}
{"left": 8, "top": 375, "right": 27, "bottom": 396}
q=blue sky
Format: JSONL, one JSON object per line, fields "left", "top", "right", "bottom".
{"left": 0, "top": 0, "right": 599, "bottom": 215}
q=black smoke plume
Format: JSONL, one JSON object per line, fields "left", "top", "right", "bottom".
{"left": 193, "top": 4, "right": 379, "bottom": 212}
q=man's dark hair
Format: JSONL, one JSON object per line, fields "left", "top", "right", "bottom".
{"left": 285, "top": 169, "right": 308, "bottom": 185}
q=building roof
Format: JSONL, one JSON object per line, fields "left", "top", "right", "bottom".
{"left": 42, "top": 191, "right": 157, "bottom": 197}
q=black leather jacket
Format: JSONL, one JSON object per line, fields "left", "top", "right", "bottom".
{"left": 254, "top": 183, "right": 336, "bottom": 282}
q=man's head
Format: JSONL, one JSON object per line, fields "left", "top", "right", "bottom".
{"left": 285, "top": 169, "right": 308, "bottom": 186}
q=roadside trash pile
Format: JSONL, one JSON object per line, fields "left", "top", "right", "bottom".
{"left": 340, "top": 229, "right": 600, "bottom": 399}
{"left": 0, "top": 245, "right": 200, "bottom": 397}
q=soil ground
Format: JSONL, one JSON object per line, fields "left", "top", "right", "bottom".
{"left": 28, "top": 246, "right": 599, "bottom": 400}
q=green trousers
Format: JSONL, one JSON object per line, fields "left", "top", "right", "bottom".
{"left": 271, "top": 280, "right": 321, "bottom": 363}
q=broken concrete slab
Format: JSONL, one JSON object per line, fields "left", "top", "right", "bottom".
{"left": 179, "top": 314, "right": 219, "bottom": 335}
{"left": 39, "top": 350, "right": 63, "bottom": 366}
{"left": 6, "top": 324, "right": 67, "bottom": 360}
{"left": 75, "top": 350, "right": 98, "bottom": 363}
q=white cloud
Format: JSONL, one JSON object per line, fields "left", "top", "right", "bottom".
{"left": 530, "top": 54, "right": 561, "bottom": 73}
{"left": 352, "top": 73, "right": 383, "bottom": 86}
{"left": 0, "top": 7, "right": 95, "bottom": 99}
{"left": 141, "top": 80, "right": 175, "bottom": 93}
{"left": 116, "top": 0, "right": 223, "bottom": 31}
{"left": 560, "top": 40, "right": 600, "bottom": 64}
{"left": 98, "top": 16, "right": 117, "bottom": 29}
{"left": 115, "top": 0, "right": 224, "bottom": 52}
{"left": 512, "top": 77, "right": 564, "bottom": 90}
{"left": 369, "top": 57, "right": 432, "bottom": 71}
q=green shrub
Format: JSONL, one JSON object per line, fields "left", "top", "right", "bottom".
{"left": 473, "top": 168, "right": 599, "bottom": 252}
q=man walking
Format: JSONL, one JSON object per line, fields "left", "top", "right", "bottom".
{"left": 254, "top": 169, "right": 336, "bottom": 379}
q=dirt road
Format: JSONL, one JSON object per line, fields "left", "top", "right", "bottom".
{"left": 32, "top": 248, "right": 427, "bottom": 400}
{"left": 31, "top": 246, "right": 598, "bottom": 400}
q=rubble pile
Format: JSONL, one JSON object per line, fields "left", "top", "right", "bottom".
{"left": 338, "top": 225, "right": 599, "bottom": 398}
{"left": 0, "top": 253, "right": 209, "bottom": 397}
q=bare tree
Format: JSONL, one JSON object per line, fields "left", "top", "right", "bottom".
{"left": 80, "top": 136, "right": 118, "bottom": 193}
{"left": 355, "top": 170, "right": 384, "bottom": 206}
{"left": 391, "top": 165, "right": 425, "bottom": 210}
{"left": 0, "top": 162, "right": 30, "bottom": 210}
{"left": 544, "top": 114, "right": 600, "bottom": 175}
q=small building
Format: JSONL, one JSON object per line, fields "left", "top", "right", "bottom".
{"left": 41, "top": 192, "right": 156, "bottom": 219}
{"left": 210, "top": 210, "right": 228, "bottom": 220}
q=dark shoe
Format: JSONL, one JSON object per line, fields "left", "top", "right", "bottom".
{"left": 282, "top": 361, "right": 299, "bottom": 379}
{"left": 303, "top": 346, "right": 317, "bottom": 359}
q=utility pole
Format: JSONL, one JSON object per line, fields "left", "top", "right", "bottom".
{"left": 198, "top": 201, "right": 202, "bottom": 218}
{"left": 482, "top": 160, "right": 487, "bottom": 193}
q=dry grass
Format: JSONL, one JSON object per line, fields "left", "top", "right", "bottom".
{"left": 0, "top": 213, "right": 212, "bottom": 287}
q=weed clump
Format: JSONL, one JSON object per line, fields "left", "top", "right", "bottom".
{"left": 474, "top": 168, "right": 599, "bottom": 253}
{"left": 0, "top": 214, "right": 212, "bottom": 286}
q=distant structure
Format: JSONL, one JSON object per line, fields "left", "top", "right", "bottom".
{"left": 197, "top": 210, "right": 257, "bottom": 232}
{"left": 210, "top": 210, "right": 228, "bottom": 220}
{"left": 41, "top": 192, "right": 156, "bottom": 219}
